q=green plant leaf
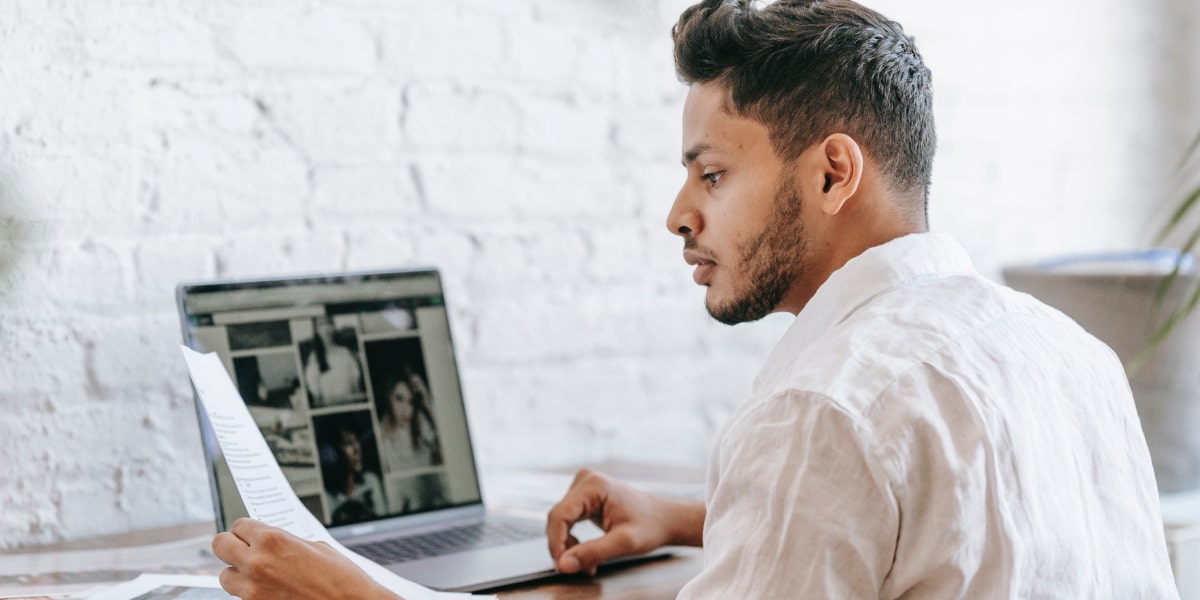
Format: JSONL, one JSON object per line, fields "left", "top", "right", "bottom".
{"left": 1133, "top": 269, "right": 1200, "bottom": 375}
{"left": 1178, "top": 129, "right": 1200, "bottom": 171}
{"left": 1133, "top": 131, "right": 1200, "bottom": 372}
{"left": 1153, "top": 184, "right": 1200, "bottom": 245}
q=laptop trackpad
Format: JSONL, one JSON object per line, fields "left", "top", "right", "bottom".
{"left": 389, "top": 539, "right": 557, "bottom": 592}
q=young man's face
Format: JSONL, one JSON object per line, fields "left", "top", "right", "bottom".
{"left": 667, "top": 82, "right": 813, "bottom": 324}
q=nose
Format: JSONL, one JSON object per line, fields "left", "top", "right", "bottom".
{"left": 666, "top": 184, "right": 701, "bottom": 238}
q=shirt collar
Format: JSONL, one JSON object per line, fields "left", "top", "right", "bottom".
{"left": 753, "top": 232, "right": 977, "bottom": 392}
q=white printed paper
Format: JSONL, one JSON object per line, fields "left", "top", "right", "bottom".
{"left": 181, "top": 347, "right": 493, "bottom": 600}
{"left": 87, "top": 574, "right": 232, "bottom": 600}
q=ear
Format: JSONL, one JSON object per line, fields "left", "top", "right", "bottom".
{"left": 816, "top": 133, "right": 863, "bottom": 216}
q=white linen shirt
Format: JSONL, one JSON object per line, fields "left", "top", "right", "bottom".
{"left": 678, "top": 233, "right": 1178, "bottom": 599}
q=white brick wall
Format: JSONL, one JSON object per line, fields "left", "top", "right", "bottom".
{"left": 1, "top": 0, "right": 1197, "bottom": 549}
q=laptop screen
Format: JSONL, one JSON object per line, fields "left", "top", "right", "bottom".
{"left": 177, "top": 269, "right": 483, "bottom": 531}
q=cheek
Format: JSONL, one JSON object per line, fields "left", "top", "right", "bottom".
{"left": 723, "top": 224, "right": 756, "bottom": 262}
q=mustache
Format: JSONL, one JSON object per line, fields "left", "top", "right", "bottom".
{"left": 681, "top": 238, "right": 715, "bottom": 265}
{"left": 683, "top": 238, "right": 718, "bottom": 262}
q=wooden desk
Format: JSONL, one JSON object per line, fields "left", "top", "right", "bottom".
{"left": 0, "top": 523, "right": 701, "bottom": 599}
{"left": 1, "top": 462, "right": 706, "bottom": 598}
{"left": 494, "top": 549, "right": 701, "bottom": 599}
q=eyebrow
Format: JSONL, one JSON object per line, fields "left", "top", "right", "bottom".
{"left": 681, "top": 143, "right": 713, "bottom": 167}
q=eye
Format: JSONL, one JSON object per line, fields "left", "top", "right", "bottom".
{"left": 702, "top": 171, "right": 724, "bottom": 186}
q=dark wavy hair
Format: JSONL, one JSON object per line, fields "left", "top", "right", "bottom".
{"left": 673, "top": 0, "right": 935, "bottom": 221}
{"left": 378, "top": 372, "right": 437, "bottom": 453}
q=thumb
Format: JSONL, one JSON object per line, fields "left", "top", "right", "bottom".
{"left": 556, "top": 529, "right": 636, "bottom": 575}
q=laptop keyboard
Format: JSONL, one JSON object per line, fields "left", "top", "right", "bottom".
{"left": 348, "top": 521, "right": 545, "bottom": 564}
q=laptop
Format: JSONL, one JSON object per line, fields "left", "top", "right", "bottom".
{"left": 176, "top": 267, "right": 575, "bottom": 592}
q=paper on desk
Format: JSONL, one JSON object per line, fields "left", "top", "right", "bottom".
{"left": 180, "top": 347, "right": 493, "bottom": 600}
{"left": 86, "top": 574, "right": 230, "bottom": 600}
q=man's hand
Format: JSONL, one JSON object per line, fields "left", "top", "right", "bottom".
{"left": 545, "top": 467, "right": 705, "bottom": 576}
{"left": 211, "top": 518, "right": 401, "bottom": 600}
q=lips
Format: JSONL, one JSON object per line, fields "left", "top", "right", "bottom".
{"left": 683, "top": 249, "right": 717, "bottom": 285}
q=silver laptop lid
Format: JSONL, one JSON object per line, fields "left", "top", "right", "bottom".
{"left": 177, "top": 268, "right": 484, "bottom": 536}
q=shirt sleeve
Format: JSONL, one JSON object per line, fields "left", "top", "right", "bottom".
{"left": 678, "top": 390, "right": 898, "bottom": 599}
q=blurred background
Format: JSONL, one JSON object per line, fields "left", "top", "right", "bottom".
{"left": 0, "top": 0, "right": 1197, "bottom": 549}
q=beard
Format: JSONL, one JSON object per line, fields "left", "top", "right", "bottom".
{"left": 704, "top": 180, "right": 809, "bottom": 325}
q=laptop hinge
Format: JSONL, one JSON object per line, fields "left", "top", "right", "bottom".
{"left": 330, "top": 504, "right": 487, "bottom": 543}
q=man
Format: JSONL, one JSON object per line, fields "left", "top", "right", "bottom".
{"left": 213, "top": 0, "right": 1178, "bottom": 597}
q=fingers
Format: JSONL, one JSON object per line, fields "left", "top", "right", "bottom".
{"left": 546, "top": 470, "right": 605, "bottom": 560}
{"left": 557, "top": 528, "right": 637, "bottom": 576}
{"left": 214, "top": 520, "right": 386, "bottom": 600}
{"left": 230, "top": 517, "right": 271, "bottom": 544}
{"left": 569, "top": 466, "right": 596, "bottom": 487}
{"left": 212, "top": 531, "right": 251, "bottom": 568}
{"left": 218, "top": 566, "right": 249, "bottom": 598}
{"left": 221, "top": 519, "right": 303, "bottom": 572}
{"left": 230, "top": 517, "right": 302, "bottom": 556}
{"left": 546, "top": 498, "right": 586, "bottom": 559}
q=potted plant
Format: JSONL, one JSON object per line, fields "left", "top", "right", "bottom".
{"left": 1144, "top": 131, "right": 1200, "bottom": 358}
{"left": 1002, "top": 132, "right": 1200, "bottom": 493}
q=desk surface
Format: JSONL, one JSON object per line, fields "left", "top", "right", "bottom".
{"left": 494, "top": 549, "right": 701, "bottom": 599}
{"left": 0, "top": 462, "right": 707, "bottom": 599}
{"left": 0, "top": 521, "right": 701, "bottom": 599}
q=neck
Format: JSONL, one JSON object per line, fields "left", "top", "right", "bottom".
{"left": 777, "top": 222, "right": 923, "bottom": 316}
